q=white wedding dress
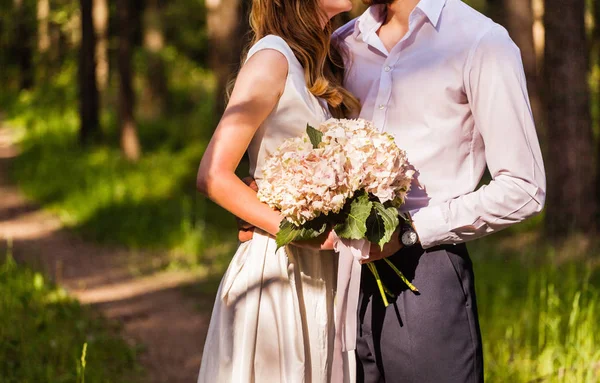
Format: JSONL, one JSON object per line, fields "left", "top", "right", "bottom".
{"left": 197, "top": 35, "right": 338, "bottom": 383}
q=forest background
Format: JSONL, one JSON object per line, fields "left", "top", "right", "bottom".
{"left": 0, "top": 0, "right": 599, "bottom": 382}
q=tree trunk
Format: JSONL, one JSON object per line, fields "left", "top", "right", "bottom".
{"left": 117, "top": 0, "right": 141, "bottom": 161}
{"left": 503, "top": 0, "right": 543, "bottom": 131}
{"left": 92, "top": 0, "right": 109, "bottom": 91}
{"left": 486, "top": 0, "right": 506, "bottom": 25}
{"left": 37, "top": 0, "right": 50, "bottom": 54}
{"left": 14, "top": 0, "right": 34, "bottom": 90}
{"left": 487, "top": 0, "right": 543, "bottom": 131}
{"left": 206, "top": 0, "right": 246, "bottom": 117}
{"left": 36, "top": 0, "right": 50, "bottom": 80}
{"left": 78, "top": 0, "right": 100, "bottom": 145}
{"left": 532, "top": 0, "right": 544, "bottom": 62}
{"left": 141, "top": 0, "right": 167, "bottom": 119}
{"left": 544, "top": 0, "right": 597, "bottom": 236}
{"left": 594, "top": 0, "right": 600, "bottom": 228}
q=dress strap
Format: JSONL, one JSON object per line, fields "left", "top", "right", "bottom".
{"left": 245, "top": 35, "right": 301, "bottom": 72}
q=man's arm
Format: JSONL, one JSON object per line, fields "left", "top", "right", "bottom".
{"left": 409, "top": 25, "right": 546, "bottom": 248}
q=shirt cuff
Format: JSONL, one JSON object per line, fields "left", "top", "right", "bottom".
{"left": 408, "top": 205, "right": 453, "bottom": 249}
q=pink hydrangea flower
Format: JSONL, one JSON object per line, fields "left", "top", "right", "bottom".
{"left": 257, "top": 119, "right": 414, "bottom": 225}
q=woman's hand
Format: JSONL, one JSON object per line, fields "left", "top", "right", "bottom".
{"left": 234, "top": 176, "right": 336, "bottom": 251}
{"left": 291, "top": 229, "right": 337, "bottom": 251}
{"left": 237, "top": 176, "right": 258, "bottom": 242}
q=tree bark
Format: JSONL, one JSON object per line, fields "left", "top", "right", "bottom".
{"left": 78, "top": 0, "right": 100, "bottom": 145}
{"left": 206, "top": 0, "right": 246, "bottom": 117}
{"left": 14, "top": 0, "right": 34, "bottom": 90}
{"left": 36, "top": 0, "right": 50, "bottom": 80}
{"left": 141, "top": 0, "right": 168, "bottom": 119}
{"left": 594, "top": 0, "right": 600, "bottom": 228}
{"left": 37, "top": 0, "right": 50, "bottom": 54}
{"left": 92, "top": 0, "right": 109, "bottom": 91}
{"left": 487, "top": 0, "right": 543, "bottom": 131}
{"left": 531, "top": 0, "right": 544, "bottom": 62}
{"left": 117, "top": 0, "right": 141, "bottom": 161}
{"left": 544, "top": 0, "right": 597, "bottom": 236}
{"left": 486, "top": 0, "right": 506, "bottom": 25}
{"left": 503, "top": 0, "right": 543, "bottom": 131}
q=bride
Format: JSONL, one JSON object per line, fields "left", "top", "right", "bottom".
{"left": 195, "top": 0, "right": 360, "bottom": 382}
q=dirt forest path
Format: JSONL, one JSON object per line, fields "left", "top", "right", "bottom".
{"left": 0, "top": 123, "right": 213, "bottom": 383}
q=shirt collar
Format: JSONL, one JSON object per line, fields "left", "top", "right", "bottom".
{"left": 418, "top": 0, "right": 446, "bottom": 27}
{"left": 353, "top": 5, "right": 385, "bottom": 40}
{"left": 353, "top": 0, "right": 447, "bottom": 40}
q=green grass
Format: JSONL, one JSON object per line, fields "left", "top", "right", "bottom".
{"left": 0, "top": 245, "right": 142, "bottom": 383}
{"left": 471, "top": 237, "right": 600, "bottom": 382}
{"left": 2, "top": 61, "right": 239, "bottom": 268}
{"left": 3, "top": 57, "right": 600, "bottom": 382}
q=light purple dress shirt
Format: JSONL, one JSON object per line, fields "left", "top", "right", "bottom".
{"left": 336, "top": 0, "right": 546, "bottom": 248}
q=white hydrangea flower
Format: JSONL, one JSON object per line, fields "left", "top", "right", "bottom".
{"left": 257, "top": 118, "right": 414, "bottom": 226}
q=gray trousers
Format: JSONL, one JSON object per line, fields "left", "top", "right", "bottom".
{"left": 356, "top": 243, "right": 484, "bottom": 383}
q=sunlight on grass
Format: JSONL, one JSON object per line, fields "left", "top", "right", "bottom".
{"left": 0, "top": 248, "right": 142, "bottom": 382}
{"left": 471, "top": 238, "right": 600, "bottom": 382}
{"left": 3, "top": 65, "right": 238, "bottom": 268}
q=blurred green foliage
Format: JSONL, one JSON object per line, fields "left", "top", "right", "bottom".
{"left": 0, "top": 249, "right": 141, "bottom": 382}
{"left": 2, "top": 59, "right": 238, "bottom": 268}
{"left": 471, "top": 238, "right": 600, "bottom": 382}
{"left": 1, "top": 0, "right": 599, "bottom": 380}
{"left": 463, "top": 0, "right": 486, "bottom": 11}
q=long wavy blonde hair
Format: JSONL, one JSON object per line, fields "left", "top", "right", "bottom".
{"left": 246, "top": 0, "right": 360, "bottom": 118}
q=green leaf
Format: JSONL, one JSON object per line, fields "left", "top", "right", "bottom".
{"left": 334, "top": 192, "right": 372, "bottom": 240}
{"left": 306, "top": 124, "right": 323, "bottom": 149}
{"left": 365, "top": 209, "right": 385, "bottom": 248}
{"left": 275, "top": 220, "right": 301, "bottom": 249}
{"left": 275, "top": 218, "right": 327, "bottom": 249}
{"left": 366, "top": 202, "right": 400, "bottom": 250}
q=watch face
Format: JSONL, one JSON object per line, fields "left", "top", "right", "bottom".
{"left": 401, "top": 229, "right": 418, "bottom": 246}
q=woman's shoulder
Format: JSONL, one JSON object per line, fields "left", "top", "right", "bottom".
{"left": 246, "top": 35, "right": 299, "bottom": 68}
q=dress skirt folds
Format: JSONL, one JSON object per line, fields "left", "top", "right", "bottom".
{"left": 197, "top": 229, "right": 337, "bottom": 383}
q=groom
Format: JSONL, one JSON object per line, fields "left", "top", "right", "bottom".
{"left": 333, "top": 0, "right": 545, "bottom": 381}
{"left": 239, "top": 0, "right": 546, "bottom": 381}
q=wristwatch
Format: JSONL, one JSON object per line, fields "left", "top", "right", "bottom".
{"left": 399, "top": 223, "right": 419, "bottom": 247}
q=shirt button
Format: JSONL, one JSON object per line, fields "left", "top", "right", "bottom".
{"left": 384, "top": 66, "right": 392, "bottom": 72}
{"left": 378, "top": 104, "right": 386, "bottom": 110}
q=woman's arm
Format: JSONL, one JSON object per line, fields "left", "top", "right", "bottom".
{"left": 196, "top": 49, "right": 287, "bottom": 236}
{"left": 199, "top": 49, "right": 337, "bottom": 250}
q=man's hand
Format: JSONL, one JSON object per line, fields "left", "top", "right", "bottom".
{"left": 291, "top": 229, "right": 337, "bottom": 251}
{"left": 237, "top": 176, "right": 258, "bottom": 242}
{"left": 361, "top": 228, "right": 403, "bottom": 264}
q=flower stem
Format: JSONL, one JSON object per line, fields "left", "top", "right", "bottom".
{"left": 367, "top": 263, "right": 389, "bottom": 307}
{"left": 383, "top": 258, "right": 419, "bottom": 293}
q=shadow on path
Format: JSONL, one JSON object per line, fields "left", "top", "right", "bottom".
{"left": 0, "top": 125, "right": 215, "bottom": 383}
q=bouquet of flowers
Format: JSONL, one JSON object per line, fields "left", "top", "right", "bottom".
{"left": 257, "top": 118, "right": 418, "bottom": 306}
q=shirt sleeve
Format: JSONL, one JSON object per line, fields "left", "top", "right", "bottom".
{"left": 409, "top": 25, "right": 546, "bottom": 248}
